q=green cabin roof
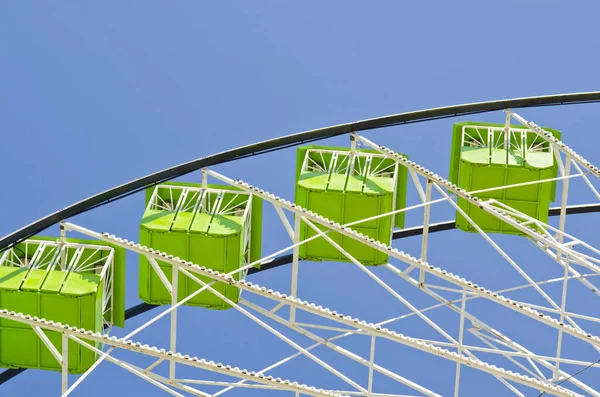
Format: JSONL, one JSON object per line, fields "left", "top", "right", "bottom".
{"left": 0, "top": 267, "right": 100, "bottom": 296}
{"left": 295, "top": 145, "right": 408, "bottom": 228}
{"left": 143, "top": 182, "right": 263, "bottom": 263}
{"left": 6, "top": 236, "right": 127, "bottom": 328}
{"left": 448, "top": 121, "right": 562, "bottom": 202}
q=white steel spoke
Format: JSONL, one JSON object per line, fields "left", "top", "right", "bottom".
{"left": 21, "top": 318, "right": 351, "bottom": 397}
{"left": 62, "top": 223, "right": 584, "bottom": 396}
{"left": 241, "top": 298, "right": 445, "bottom": 397}
{"left": 571, "top": 161, "right": 600, "bottom": 200}
{"left": 432, "top": 183, "right": 584, "bottom": 334}
{"left": 508, "top": 111, "right": 600, "bottom": 183}
{"left": 62, "top": 333, "right": 69, "bottom": 394}
{"left": 62, "top": 274, "right": 219, "bottom": 397}
{"left": 194, "top": 173, "right": 600, "bottom": 349}
{"left": 274, "top": 203, "right": 295, "bottom": 240}
{"left": 420, "top": 180, "right": 433, "bottom": 286}
{"left": 368, "top": 335, "right": 376, "bottom": 395}
{"left": 175, "top": 267, "right": 368, "bottom": 394}
{"left": 301, "top": 215, "right": 464, "bottom": 351}
{"left": 454, "top": 289, "right": 467, "bottom": 397}
{"left": 353, "top": 134, "right": 600, "bottom": 281}
{"left": 32, "top": 326, "right": 62, "bottom": 364}
{"left": 391, "top": 266, "right": 600, "bottom": 396}
{"left": 409, "top": 170, "right": 426, "bottom": 202}
{"left": 290, "top": 214, "right": 301, "bottom": 323}
{"left": 8, "top": 107, "right": 600, "bottom": 397}
{"left": 170, "top": 264, "right": 178, "bottom": 381}
{"left": 470, "top": 330, "right": 549, "bottom": 381}
{"left": 242, "top": 298, "right": 567, "bottom": 397}
{"left": 471, "top": 329, "right": 600, "bottom": 397}
{"left": 555, "top": 156, "right": 573, "bottom": 379}
{"left": 387, "top": 265, "right": 550, "bottom": 396}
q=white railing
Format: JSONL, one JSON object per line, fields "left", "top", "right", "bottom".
{"left": 461, "top": 124, "right": 553, "bottom": 165}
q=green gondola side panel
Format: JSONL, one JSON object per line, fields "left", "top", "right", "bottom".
{"left": 448, "top": 122, "right": 561, "bottom": 234}
{"left": 24, "top": 236, "right": 127, "bottom": 328}
{"left": 0, "top": 266, "right": 98, "bottom": 373}
{"left": 139, "top": 183, "right": 262, "bottom": 309}
{"left": 0, "top": 237, "right": 125, "bottom": 373}
{"left": 294, "top": 146, "right": 408, "bottom": 265}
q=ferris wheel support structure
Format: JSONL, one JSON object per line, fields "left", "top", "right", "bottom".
{"left": 3, "top": 93, "right": 600, "bottom": 396}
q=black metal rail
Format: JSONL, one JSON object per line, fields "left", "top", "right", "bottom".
{"left": 2, "top": 92, "right": 600, "bottom": 385}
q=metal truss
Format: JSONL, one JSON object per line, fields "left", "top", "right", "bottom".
{"left": 0, "top": 309, "right": 347, "bottom": 397}
{"left": 47, "top": 222, "right": 581, "bottom": 397}
{"left": 51, "top": 137, "right": 599, "bottom": 395}
{"left": 4, "top": 108, "right": 600, "bottom": 396}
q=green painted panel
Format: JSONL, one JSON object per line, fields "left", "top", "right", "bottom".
{"left": 455, "top": 159, "right": 555, "bottom": 235}
{"left": 0, "top": 267, "right": 27, "bottom": 291}
{"left": 61, "top": 272, "right": 101, "bottom": 296}
{"left": 342, "top": 226, "right": 380, "bottom": 264}
{"left": 172, "top": 211, "right": 195, "bottom": 232}
{"left": 302, "top": 224, "right": 343, "bottom": 262}
{"left": 142, "top": 209, "right": 176, "bottom": 231}
{"left": 139, "top": 184, "right": 251, "bottom": 309}
{"left": 39, "top": 294, "right": 85, "bottom": 372}
{"left": 298, "top": 173, "right": 330, "bottom": 191}
{"left": 149, "top": 231, "right": 188, "bottom": 260}
{"left": 295, "top": 146, "right": 399, "bottom": 265}
{"left": 299, "top": 190, "right": 344, "bottom": 261}
{"left": 345, "top": 174, "right": 364, "bottom": 193}
{"left": 39, "top": 332, "right": 82, "bottom": 371}
{"left": 344, "top": 194, "right": 381, "bottom": 229}
{"left": 470, "top": 165, "right": 505, "bottom": 199}
{"left": 41, "top": 293, "right": 79, "bottom": 328}
{"left": 144, "top": 182, "right": 263, "bottom": 264}
{"left": 526, "top": 151, "right": 555, "bottom": 169}
{"left": 295, "top": 145, "right": 408, "bottom": 228}
{"left": 450, "top": 121, "right": 560, "bottom": 235}
{"left": 139, "top": 233, "right": 242, "bottom": 308}
{"left": 21, "top": 269, "right": 49, "bottom": 292}
{"left": 21, "top": 236, "right": 127, "bottom": 328}
{"left": 41, "top": 270, "right": 67, "bottom": 294}
{"left": 296, "top": 188, "right": 392, "bottom": 265}
{"left": 0, "top": 291, "right": 35, "bottom": 329}
{"left": 205, "top": 215, "right": 243, "bottom": 236}
{"left": 0, "top": 267, "right": 102, "bottom": 373}
{"left": 141, "top": 262, "right": 178, "bottom": 303}
{"left": 190, "top": 234, "right": 227, "bottom": 271}
{"left": 448, "top": 121, "right": 561, "bottom": 200}
{"left": 327, "top": 173, "right": 346, "bottom": 192}
{"left": 364, "top": 176, "right": 395, "bottom": 195}
{"left": 138, "top": 228, "right": 153, "bottom": 300}
{"left": 189, "top": 212, "right": 210, "bottom": 234}
{"left": 0, "top": 329, "right": 39, "bottom": 367}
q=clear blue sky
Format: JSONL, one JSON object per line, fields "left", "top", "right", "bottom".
{"left": 2, "top": 1, "right": 600, "bottom": 396}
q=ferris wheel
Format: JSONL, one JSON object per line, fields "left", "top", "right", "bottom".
{"left": 2, "top": 93, "right": 600, "bottom": 396}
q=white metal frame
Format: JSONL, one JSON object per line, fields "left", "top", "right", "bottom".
{"left": 0, "top": 238, "right": 117, "bottom": 328}
{"left": 147, "top": 184, "right": 252, "bottom": 223}
{"left": 55, "top": 219, "right": 584, "bottom": 397}
{"left": 5, "top": 110, "right": 600, "bottom": 396}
